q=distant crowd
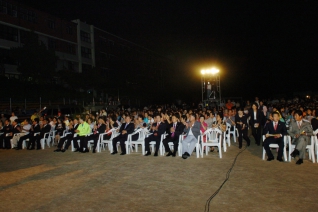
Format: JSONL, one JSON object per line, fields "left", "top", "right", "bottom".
{"left": 1, "top": 96, "right": 318, "bottom": 164}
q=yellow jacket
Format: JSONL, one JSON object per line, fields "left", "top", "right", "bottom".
{"left": 77, "top": 122, "right": 91, "bottom": 136}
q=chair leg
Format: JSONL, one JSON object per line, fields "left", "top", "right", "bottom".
{"left": 262, "top": 148, "right": 265, "bottom": 160}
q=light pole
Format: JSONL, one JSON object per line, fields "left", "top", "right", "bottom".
{"left": 200, "top": 68, "right": 221, "bottom": 108}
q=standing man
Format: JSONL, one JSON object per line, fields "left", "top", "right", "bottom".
{"left": 111, "top": 116, "right": 134, "bottom": 155}
{"left": 181, "top": 113, "right": 201, "bottom": 159}
{"left": 263, "top": 112, "right": 287, "bottom": 161}
{"left": 144, "top": 114, "right": 166, "bottom": 156}
{"left": 289, "top": 110, "right": 313, "bottom": 165}
{"left": 163, "top": 114, "right": 185, "bottom": 157}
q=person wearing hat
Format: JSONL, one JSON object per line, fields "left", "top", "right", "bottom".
{"left": 28, "top": 118, "right": 51, "bottom": 150}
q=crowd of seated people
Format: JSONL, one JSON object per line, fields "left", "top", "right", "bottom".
{"left": 1, "top": 96, "right": 318, "bottom": 164}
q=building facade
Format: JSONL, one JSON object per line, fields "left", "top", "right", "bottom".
{"left": 0, "top": 0, "right": 172, "bottom": 101}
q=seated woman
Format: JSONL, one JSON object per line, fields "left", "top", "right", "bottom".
{"left": 210, "top": 113, "right": 226, "bottom": 152}
{"left": 54, "top": 118, "right": 66, "bottom": 144}
{"left": 104, "top": 115, "right": 119, "bottom": 140}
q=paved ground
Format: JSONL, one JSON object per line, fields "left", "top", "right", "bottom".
{"left": 0, "top": 138, "right": 318, "bottom": 212}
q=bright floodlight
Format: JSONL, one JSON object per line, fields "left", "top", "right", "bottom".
{"left": 201, "top": 68, "right": 219, "bottom": 75}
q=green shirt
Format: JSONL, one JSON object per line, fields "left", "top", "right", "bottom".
{"left": 77, "top": 122, "right": 91, "bottom": 136}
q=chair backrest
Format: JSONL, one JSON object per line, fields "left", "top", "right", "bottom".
{"left": 206, "top": 129, "right": 221, "bottom": 143}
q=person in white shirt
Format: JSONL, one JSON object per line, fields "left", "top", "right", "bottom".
{"left": 12, "top": 119, "right": 31, "bottom": 148}
{"left": 10, "top": 112, "right": 18, "bottom": 124}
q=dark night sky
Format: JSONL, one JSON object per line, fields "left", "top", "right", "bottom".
{"left": 17, "top": 0, "right": 318, "bottom": 100}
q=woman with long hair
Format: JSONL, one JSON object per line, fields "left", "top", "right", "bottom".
{"left": 249, "top": 102, "right": 263, "bottom": 146}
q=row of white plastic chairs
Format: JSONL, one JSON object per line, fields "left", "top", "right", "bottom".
{"left": 6, "top": 123, "right": 318, "bottom": 163}
{"left": 2, "top": 129, "right": 57, "bottom": 149}
{"left": 1, "top": 123, "right": 238, "bottom": 159}
{"left": 262, "top": 131, "right": 318, "bottom": 163}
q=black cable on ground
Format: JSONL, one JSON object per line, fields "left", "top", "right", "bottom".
{"left": 204, "top": 145, "right": 248, "bottom": 212}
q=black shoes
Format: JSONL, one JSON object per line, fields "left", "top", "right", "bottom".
{"left": 277, "top": 158, "right": 284, "bottom": 162}
{"left": 120, "top": 152, "right": 126, "bottom": 155}
{"left": 182, "top": 152, "right": 190, "bottom": 159}
{"left": 172, "top": 151, "right": 176, "bottom": 157}
{"left": 81, "top": 149, "right": 89, "bottom": 153}
{"left": 290, "top": 149, "right": 299, "bottom": 158}
{"left": 111, "top": 152, "right": 118, "bottom": 155}
{"left": 144, "top": 151, "right": 151, "bottom": 156}
{"left": 166, "top": 151, "right": 173, "bottom": 157}
{"left": 93, "top": 149, "right": 96, "bottom": 153}
{"left": 54, "top": 149, "right": 61, "bottom": 152}
{"left": 267, "top": 157, "right": 274, "bottom": 161}
{"left": 296, "top": 159, "right": 303, "bottom": 165}
{"left": 61, "top": 149, "right": 66, "bottom": 153}
{"left": 154, "top": 152, "right": 158, "bottom": 157}
{"left": 73, "top": 149, "right": 80, "bottom": 152}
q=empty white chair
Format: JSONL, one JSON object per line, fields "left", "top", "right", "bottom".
{"left": 226, "top": 122, "right": 237, "bottom": 144}
{"left": 262, "top": 135, "right": 288, "bottom": 161}
{"left": 202, "top": 129, "right": 222, "bottom": 158}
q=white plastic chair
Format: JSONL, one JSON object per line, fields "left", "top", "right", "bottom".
{"left": 101, "top": 128, "right": 119, "bottom": 152}
{"left": 226, "top": 122, "right": 237, "bottom": 143}
{"left": 87, "top": 133, "right": 104, "bottom": 152}
{"left": 126, "top": 128, "right": 146, "bottom": 155}
{"left": 145, "top": 131, "right": 164, "bottom": 155}
{"left": 40, "top": 132, "right": 50, "bottom": 149}
{"left": 178, "top": 133, "right": 186, "bottom": 157}
{"left": 288, "top": 135, "right": 315, "bottom": 163}
{"left": 60, "top": 132, "right": 72, "bottom": 149}
{"left": 202, "top": 129, "right": 222, "bottom": 158}
{"left": 71, "top": 133, "right": 80, "bottom": 151}
{"left": 262, "top": 135, "right": 288, "bottom": 161}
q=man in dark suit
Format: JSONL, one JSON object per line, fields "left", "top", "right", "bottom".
{"left": 0, "top": 119, "right": 12, "bottom": 149}
{"left": 28, "top": 118, "right": 51, "bottom": 150}
{"left": 22, "top": 118, "right": 41, "bottom": 150}
{"left": 60, "top": 118, "right": 80, "bottom": 152}
{"left": 263, "top": 112, "right": 287, "bottom": 161}
{"left": 4, "top": 119, "right": 21, "bottom": 149}
{"left": 111, "top": 116, "right": 134, "bottom": 155}
{"left": 144, "top": 114, "right": 167, "bottom": 156}
{"left": 163, "top": 114, "right": 185, "bottom": 157}
{"left": 86, "top": 117, "right": 106, "bottom": 153}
